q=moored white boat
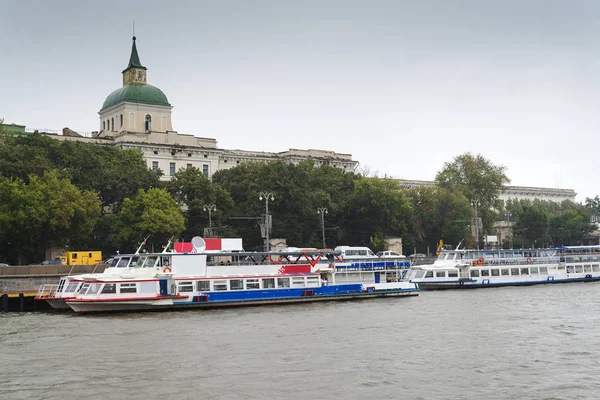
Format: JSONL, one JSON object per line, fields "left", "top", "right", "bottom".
{"left": 406, "top": 245, "right": 600, "bottom": 289}
{"left": 65, "top": 239, "right": 418, "bottom": 314}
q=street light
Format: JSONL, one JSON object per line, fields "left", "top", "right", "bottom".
{"left": 259, "top": 191, "right": 274, "bottom": 252}
{"left": 471, "top": 199, "right": 481, "bottom": 250}
{"left": 203, "top": 204, "right": 217, "bottom": 237}
{"left": 317, "top": 208, "right": 328, "bottom": 248}
{"left": 505, "top": 212, "right": 512, "bottom": 249}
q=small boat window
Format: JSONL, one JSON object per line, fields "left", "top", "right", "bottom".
{"left": 584, "top": 265, "right": 592, "bottom": 273}
{"left": 262, "top": 278, "right": 275, "bottom": 288}
{"left": 213, "top": 280, "right": 228, "bottom": 291}
{"left": 414, "top": 270, "right": 425, "bottom": 279}
{"left": 143, "top": 256, "right": 158, "bottom": 268}
{"left": 539, "top": 266, "right": 548, "bottom": 274}
{"left": 530, "top": 267, "right": 539, "bottom": 275}
{"left": 109, "top": 258, "right": 120, "bottom": 268}
{"left": 481, "top": 270, "right": 490, "bottom": 277}
{"left": 246, "top": 279, "right": 260, "bottom": 290}
{"left": 197, "top": 281, "right": 210, "bottom": 291}
{"left": 79, "top": 284, "right": 90, "bottom": 294}
{"left": 120, "top": 283, "right": 137, "bottom": 293}
{"left": 491, "top": 269, "right": 500, "bottom": 276}
{"left": 511, "top": 268, "right": 520, "bottom": 275}
{"left": 116, "top": 257, "right": 131, "bottom": 268}
{"left": 500, "top": 269, "right": 509, "bottom": 276}
{"left": 448, "top": 270, "right": 458, "bottom": 278}
{"left": 130, "top": 256, "right": 140, "bottom": 267}
{"left": 88, "top": 284, "right": 101, "bottom": 295}
{"left": 178, "top": 281, "right": 194, "bottom": 292}
{"left": 277, "top": 277, "right": 290, "bottom": 288}
{"left": 435, "top": 271, "right": 446, "bottom": 278}
{"left": 65, "top": 282, "right": 80, "bottom": 292}
{"left": 230, "top": 279, "right": 244, "bottom": 290}
{"left": 470, "top": 270, "right": 479, "bottom": 277}
{"left": 593, "top": 265, "right": 600, "bottom": 272}
{"left": 424, "top": 271, "right": 433, "bottom": 278}
{"left": 101, "top": 284, "right": 116, "bottom": 294}
{"left": 520, "top": 268, "right": 529, "bottom": 275}
{"left": 291, "top": 277, "right": 305, "bottom": 288}
{"left": 575, "top": 266, "right": 583, "bottom": 273}
{"left": 306, "top": 276, "right": 320, "bottom": 287}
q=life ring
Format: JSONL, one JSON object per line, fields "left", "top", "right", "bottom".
{"left": 526, "top": 257, "right": 532, "bottom": 264}
{"left": 163, "top": 266, "right": 172, "bottom": 273}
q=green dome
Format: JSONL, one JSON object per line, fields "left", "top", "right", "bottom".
{"left": 101, "top": 84, "right": 171, "bottom": 111}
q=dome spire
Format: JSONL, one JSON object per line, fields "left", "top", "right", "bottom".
{"left": 124, "top": 35, "right": 146, "bottom": 71}
{"left": 122, "top": 35, "right": 147, "bottom": 86}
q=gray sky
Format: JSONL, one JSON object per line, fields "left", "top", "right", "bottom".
{"left": 2, "top": 0, "right": 600, "bottom": 201}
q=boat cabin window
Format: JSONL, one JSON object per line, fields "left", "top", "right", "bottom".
{"left": 161, "top": 256, "right": 170, "bottom": 267}
{"left": 230, "top": 279, "right": 244, "bottom": 290}
{"left": 109, "top": 258, "right": 120, "bottom": 268}
{"left": 87, "top": 284, "right": 101, "bottom": 295}
{"left": 197, "top": 281, "right": 210, "bottom": 291}
{"left": 425, "top": 271, "right": 433, "bottom": 278}
{"left": 448, "top": 270, "right": 458, "bottom": 278}
{"left": 470, "top": 270, "right": 479, "bottom": 277}
{"left": 584, "top": 265, "right": 592, "bottom": 273}
{"left": 119, "top": 283, "right": 137, "bottom": 293}
{"left": 291, "top": 277, "right": 305, "bottom": 287}
{"left": 116, "top": 257, "right": 131, "bottom": 268}
{"left": 481, "top": 270, "right": 489, "bottom": 277}
{"left": 593, "top": 265, "right": 600, "bottom": 272}
{"left": 511, "top": 268, "right": 520, "bottom": 275}
{"left": 491, "top": 269, "right": 500, "bottom": 276}
{"left": 213, "top": 280, "right": 228, "bottom": 291}
{"left": 178, "top": 281, "right": 194, "bottom": 292}
{"left": 262, "top": 278, "right": 275, "bottom": 288}
{"left": 65, "top": 282, "right": 80, "bottom": 292}
{"left": 143, "top": 256, "right": 158, "bottom": 268}
{"left": 246, "top": 279, "right": 260, "bottom": 290}
{"left": 530, "top": 267, "right": 539, "bottom": 275}
{"left": 435, "top": 271, "right": 446, "bottom": 278}
{"left": 540, "top": 266, "right": 548, "bottom": 274}
{"left": 101, "top": 284, "right": 116, "bottom": 294}
{"left": 501, "top": 269, "right": 509, "bottom": 276}
{"left": 277, "top": 277, "right": 290, "bottom": 288}
{"left": 307, "top": 276, "right": 320, "bottom": 287}
{"left": 575, "top": 266, "right": 583, "bottom": 273}
{"left": 520, "top": 268, "right": 529, "bottom": 275}
{"left": 79, "top": 284, "right": 90, "bottom": 294}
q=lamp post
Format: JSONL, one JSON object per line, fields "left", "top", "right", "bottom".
{"left": 505, "top": 212, "right": 512, "bottom": 249}
{"left": 471, "top": 199, "right": 481, "bottom": 250}
{"left": 259, "top": 191, "right": 274, "bottom": 252}
{"left": 203, "top": 204, "right": 217, "bottom": 237}
{"left": 317, "top": 208, "right": 328, "bottom": 248}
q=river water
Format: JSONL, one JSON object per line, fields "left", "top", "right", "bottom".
{"left": 2, "top": 284, "right": 600, "bottom": 400}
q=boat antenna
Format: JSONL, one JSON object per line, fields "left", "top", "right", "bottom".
{"left": 162, "top": 236, "right": 174, "bottom": 253}
{"left": 135, "top": 235, "right": 151, "bottom": 255}
{"left": 456, "top": 239, "right": 464, "bottom": 251}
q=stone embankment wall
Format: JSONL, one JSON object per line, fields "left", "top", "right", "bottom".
{"left": 0, "top": 264, "right": 108, "bottom": 294}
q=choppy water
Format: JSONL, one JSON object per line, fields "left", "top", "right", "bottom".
{"left": 2, "top": 284, "right": 600, "bottom": 399}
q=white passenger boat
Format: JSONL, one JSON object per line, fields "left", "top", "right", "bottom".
{"left": 64, "top": 238, "right": 418, "bottom": 314}
{"left": 406, "top": 245, "right": 600, "bottom": 289}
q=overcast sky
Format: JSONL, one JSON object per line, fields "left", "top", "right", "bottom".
{"left": 2, "top": 0, "right": 600, "bottom": 201}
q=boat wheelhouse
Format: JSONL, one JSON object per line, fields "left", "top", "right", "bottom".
{"left": 65, "top": 245, "right": 418, "bottom": 314}
{"left": 406, "top": 245, "right": 600, "bottom": 290}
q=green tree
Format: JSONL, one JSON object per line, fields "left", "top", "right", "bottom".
{"left": 112, "top": 188, "right": 185, "bottom": 252}
{"left": 548, "top": 209, "right": 593, "bottom": 246}
{"left": 435, "top": 153, "right": 510, "bottom": 244}
{"left": 0, "top": 171, "right": 101, "bottom": 264}
{"left": 513, "top": 203, "right": 550, "bottom": 247}
{"left": 167, "top": 167, "right": 234, "bottom": 238}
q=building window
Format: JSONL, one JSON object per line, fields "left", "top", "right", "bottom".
{"left": 204, "top": 154, "right": 208, "bottom": 158}
{"left": 152, "top": 161, "right": 159, "bottom": 172}
{"left": 202, "top": 164, "right": 209, "bottom": 177}
{"left": 102, "top": 121, "right": 105, "bottom": 131}
{"left": 111, "top": 117, "right": 114, "bottom": 131}
{"left": 188, "top": 153, "right": 192, "bottom": 157}
{"left": 161, "top": 115, "right": 167, "bottom": 132}
{"left": 145, "top": 114, "right": 152, "bottom": 132}
{"left": 153, "top": 150, "right": 158, "bottom": 155}
{"left": 187, "top": 163, "right": 192, "bottom": 168}
{"left": 129, "top": 112, "right": 135, "bottom": 130}
{"left": 170, "top": 162, "right": 176, "bottom": 176}
{"left": 120, "top": 114, "right": 123, "bottom": 128}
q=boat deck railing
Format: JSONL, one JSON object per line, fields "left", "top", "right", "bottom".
{"left": 334, "top": 260, "right": 410, "bottom": 272}
{"left": 36, "top": 284, "right": 59, "bottom": 298}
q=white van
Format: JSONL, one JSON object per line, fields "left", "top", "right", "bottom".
{"left": 334, "top": 246, "right": 377, "bottom": 260}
